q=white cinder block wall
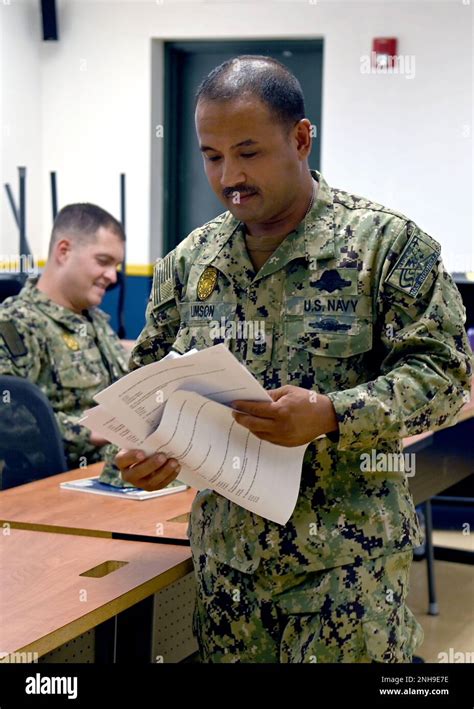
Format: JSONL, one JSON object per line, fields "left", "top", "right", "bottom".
{"left": 1, "top": 0, "right": 42, "bottom": 264}
{"left": 1, "top": 0, "right": 472, "bottom": 270}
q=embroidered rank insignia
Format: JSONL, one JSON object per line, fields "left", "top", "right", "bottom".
{"left": 310, "top": 269, "right": 352, "bottom": 293}
{"left": 153, "top": 252, "right": 175, "bottom": 307}
{"left": 62, "top": 334, "right": 80, "bottom": 351}
{"left": 197, "top": 266, "right": 218, "bottom": 301}
{"left": 385, "top": 227, "right": 441, "bottom": 298}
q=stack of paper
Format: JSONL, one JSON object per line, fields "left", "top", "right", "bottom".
{"left": 80, "top": 344, "right": 308, "bottom": 524}
{"left": 60, "top": 476, "right": 188, "bottom": 500}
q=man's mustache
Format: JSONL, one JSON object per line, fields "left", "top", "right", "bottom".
{"left": 223, "top": 188, "right": 258, "bottom": 199}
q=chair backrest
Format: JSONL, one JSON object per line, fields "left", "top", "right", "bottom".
{"left": 0, "top": 375, "right": 68, "bottom": 489}
{"left": 0, "top": 275, "right": 24, "bottom": 304}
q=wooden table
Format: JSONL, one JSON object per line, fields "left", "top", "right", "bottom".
{"left": 0, "top": 463, "right": 195, "bottom": 543}
{"left": 0, "top": 528, "right": 192, "bottom": 661}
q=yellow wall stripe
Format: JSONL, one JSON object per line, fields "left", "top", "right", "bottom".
{"left": 125, "top": 264, "right": 154, "bottom": 276}
{"left": 0, "top": 260, "right": 154, "bottom": 277}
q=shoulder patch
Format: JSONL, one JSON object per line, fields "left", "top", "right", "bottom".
{"left": 385, "top": 225, "right": 441, "bottom": 298}
{"left": 0, "top": 321, "right": 27, "bottom": 357}
{"left": 152, "top": 251, "right": 176, "bottom": 308}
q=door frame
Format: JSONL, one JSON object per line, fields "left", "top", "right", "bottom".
{"left": 162, "top": 39, "right": 324, "bottom": 254}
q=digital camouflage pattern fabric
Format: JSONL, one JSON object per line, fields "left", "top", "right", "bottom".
{"left": 130, "top": 169, "right": 472, "bottom": 660}
{"left": 0, "top": 277, "right": 128, "bottom": 469}
{"left": 192, "top": 548, "right": 422, "bottom": 662}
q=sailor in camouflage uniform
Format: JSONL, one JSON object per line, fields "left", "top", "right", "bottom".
{"left": 0, "top": 204, "right": 128, "bottom": 470}
{"left": 117, "top": 56, "right": 472, "bottom": 662}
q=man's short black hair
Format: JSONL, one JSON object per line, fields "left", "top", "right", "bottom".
{"left": 194, "top": 55, "right": 306, "bottom": 135}
{"left": 49, "top": 203, "right": 125, "bottom": 255}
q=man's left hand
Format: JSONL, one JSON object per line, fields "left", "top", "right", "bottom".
{"left": 231, "top": 385, "right": 338, "bottom": 447}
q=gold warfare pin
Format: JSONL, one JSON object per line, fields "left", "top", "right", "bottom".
{"left": 62, "top": 334, "right": 80, "bottom": 351}
{"left": 197, "top": 266, "right": 218, "bottom": 301}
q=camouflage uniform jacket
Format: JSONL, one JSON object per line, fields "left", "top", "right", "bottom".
{"left": 130, "top": 169, "right": 472, "bottom": 579}
{"left": 0, "top": 278, "right": 128, "bottom": 468}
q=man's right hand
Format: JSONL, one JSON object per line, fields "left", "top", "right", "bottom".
{"left": 114, "top": 449, "right": 181, "bottom": 491}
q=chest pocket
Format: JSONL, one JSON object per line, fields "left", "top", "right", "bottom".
{"left": 172, "top": 322, "right": 215, "bottom": 354}
{"left": 285, "top": 315, "right": 373, "bottom": 392}
{"left": 172, "top": 318, "right": 274, "bottom": 386}
{"left": 55, "top": 346, "right": 106, "bottom": 390}
{"left": 286, "top": 315, "right": 373, "bottom": 357}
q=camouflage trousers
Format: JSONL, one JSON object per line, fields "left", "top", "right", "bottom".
{"left": 191, "top": 549, "right": 424, "bottom": 663}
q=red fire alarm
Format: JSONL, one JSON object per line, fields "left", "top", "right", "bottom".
{"left": 372, "top": 38, "right": 398, "bottom": 70}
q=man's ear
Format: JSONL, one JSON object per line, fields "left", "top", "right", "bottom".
{"left": 53, "top": 238, "right": 73, "bottom": 265}
{"left": 293, "top": 118, "right": 312, "bottom": 160}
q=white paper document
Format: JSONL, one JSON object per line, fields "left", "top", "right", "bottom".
{"left": 80, "top": 344, "right": 308, "bottom": 524}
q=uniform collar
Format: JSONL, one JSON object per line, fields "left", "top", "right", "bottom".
{"left": 20, "top": 277, "right": 100, "bottom": 332}
{"left": 196, "top": 170, "right": 336, "bottom": 283}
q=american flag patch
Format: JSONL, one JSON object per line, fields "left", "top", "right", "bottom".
{"left": 153, "top": 252, "right": 175, "bottom": 307}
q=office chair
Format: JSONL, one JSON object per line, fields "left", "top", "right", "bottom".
{"left": 0, "top": 275, "right": 25, "bottom": 304}
{"left": 0, "top": 376, "right": 67, "bottom": 489}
